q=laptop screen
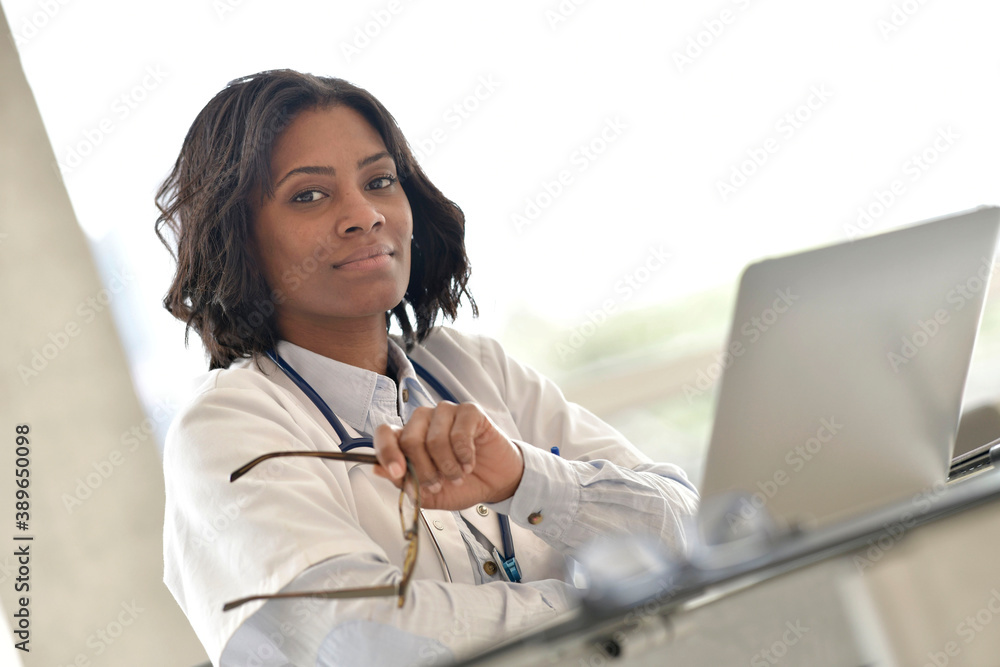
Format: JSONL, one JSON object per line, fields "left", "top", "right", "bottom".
{"left": 698, "top": 206, "right": 1000, "bottom": 537}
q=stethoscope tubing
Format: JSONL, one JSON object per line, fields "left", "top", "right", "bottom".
{"left": 265, "top": 348, "right": 521, "bottom": 580}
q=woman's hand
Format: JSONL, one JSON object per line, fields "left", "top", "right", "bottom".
{"left": 372, "top": 402, "right": 524, "bottom": 510}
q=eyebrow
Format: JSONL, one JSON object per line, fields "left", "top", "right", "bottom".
{"left": 273, "top": 151, "right": 394, "bottom": 190}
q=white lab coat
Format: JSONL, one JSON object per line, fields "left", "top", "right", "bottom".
{"left": 162, "top": 327, "right": 698, "bottom": 665}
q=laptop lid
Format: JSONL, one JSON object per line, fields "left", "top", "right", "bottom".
{"left": 698, "top": 206, "right": 1000, "bottom": 536}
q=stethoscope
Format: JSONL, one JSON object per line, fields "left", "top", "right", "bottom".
{"left": 266, "top": 349, "right": 523, "bottom": 583}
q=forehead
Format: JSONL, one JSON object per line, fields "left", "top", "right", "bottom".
{"left": 269, "top": 105, "right": 389, "bottom": 178}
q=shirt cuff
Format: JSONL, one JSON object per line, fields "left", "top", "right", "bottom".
{"left": 484, "top": 441, "right": 580, "bottom": 544}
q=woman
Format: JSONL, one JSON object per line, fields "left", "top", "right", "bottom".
{"left": 156, "top": 69, "right": 698, "bottom": 666}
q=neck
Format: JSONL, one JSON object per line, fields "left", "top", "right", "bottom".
{"left": 278, "top": 312, "right": 389, "bottom": 374}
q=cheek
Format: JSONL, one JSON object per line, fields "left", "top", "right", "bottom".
{"left": 401, "top": 224, "right": 414, "bottom": 271}
{"left": 253, "top": 223, "right": 305, "bottom": 291}
{"left": 401, "top": 244, "right": 413, "bottom": 278}
{"left": 252, "top": 232, "right": 283, "bottom": 285}
{"left": 396, "top": 192, "right": 414, "bottom": 236}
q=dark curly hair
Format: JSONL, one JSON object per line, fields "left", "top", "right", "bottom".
{"left": 155, "top": 70, "right": 476, "bottom": 370}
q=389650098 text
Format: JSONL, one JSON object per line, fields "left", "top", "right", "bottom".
{"left": 15, "top": 425, "right": 30, "bottom": 532}
{"left": 13, "top": 424, "right": 32, "bottom": 653}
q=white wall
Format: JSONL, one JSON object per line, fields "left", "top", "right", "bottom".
{"left": 0, "top": 7, "right": 207, "bottom": 665}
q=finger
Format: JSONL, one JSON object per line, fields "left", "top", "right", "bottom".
{"left": 373, "top": 424, "right": 406, "bottom": 483}
{"left": 450, "top": 404, "right": 481, "bottom": 475}
{"left": 425, "top": 402, "right": 465, "bottom": 485}
{"left": 371, "top": 466, "right": 402, "bottom": 492}
{"left": 396, "top": 407, "right": 442, "bottom": 494}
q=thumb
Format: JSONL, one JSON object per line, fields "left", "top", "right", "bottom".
{"left": 373, "top": 423, "right": 406, "bottom": 482}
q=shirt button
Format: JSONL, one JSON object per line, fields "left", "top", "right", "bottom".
{"left": 432, "top": 519, "right": 445, "bottom": 530}
{"left": 483, "top": 561, "right": 498, "bottom": 576}
{"left": 402, "top": 388, "right": 410, "bottom": 403}
{"left": 527, "top": 512, "right": 543, "bottom": 525}
{"left": 476, "top": 504, "right": 489, "bottom": 517}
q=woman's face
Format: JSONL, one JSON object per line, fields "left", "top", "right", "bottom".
{"left": 252, "top": 105, "right": 413, "bottom": 338}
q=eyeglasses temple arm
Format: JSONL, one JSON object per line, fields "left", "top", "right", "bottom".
{"left": 222, "top": 584, "right": 399, "bottom": 612}
{"left": 230, "top": 451, "right": 379, "bottom": 482}
{"left": 224, "top": 454, "right": 418, "bottom": 611}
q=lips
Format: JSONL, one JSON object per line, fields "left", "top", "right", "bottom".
{"left": 332, "top": 244, "right": 394, "bottom": 269}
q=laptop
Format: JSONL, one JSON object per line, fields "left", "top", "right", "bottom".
{"left": 697, "top": 206, "right": 1000, "bottom": 540}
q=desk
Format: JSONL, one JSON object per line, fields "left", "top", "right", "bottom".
{"left": 457, "top": 467, "right": 1000, "bottom": 666}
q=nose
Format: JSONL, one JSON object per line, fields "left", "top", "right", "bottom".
{"left": 336, "top": 186, "right": 384, "bottom": 236}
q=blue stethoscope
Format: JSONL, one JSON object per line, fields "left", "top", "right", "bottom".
{"left": 266, "top": 349, "right": 523, "bottom": 583}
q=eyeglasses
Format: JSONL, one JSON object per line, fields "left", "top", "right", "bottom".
{"left": 221, "top": 451, "right": 420, "bottom": 612}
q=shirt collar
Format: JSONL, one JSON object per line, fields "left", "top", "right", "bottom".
{"left": 274, "top": 337, "right": 435, "bottom": 434}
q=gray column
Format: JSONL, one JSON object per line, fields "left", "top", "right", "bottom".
{"left": 0, "top": 6, "right": 208, "bottom": 666}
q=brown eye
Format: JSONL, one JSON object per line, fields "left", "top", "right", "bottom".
{"left": 292, "top": 189, "right": 325, "bottom": 203}
{"left": 366, "top": 175, "right": 397, "bottom": 191}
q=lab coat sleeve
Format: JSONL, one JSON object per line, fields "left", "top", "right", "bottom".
{"left": 163, "top": 371, "right": 576, "bottom": 666}
{"left": 220, "top": 553, "right": 576, "bottom": 666}
{"left": 473, "top": 334, "right": 700, "bottom": 556}
{"left": 163, "top": 376, "right": 386, "bottom": 662}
